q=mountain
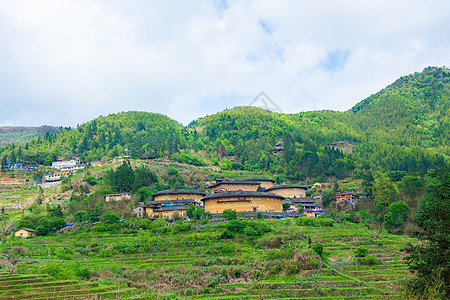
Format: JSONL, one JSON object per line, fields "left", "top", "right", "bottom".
{"left": 0, "top": 126, "right": 62, "bottom": 147}
{"left": 0, "top": 66, "right": 449, "bottom": 180}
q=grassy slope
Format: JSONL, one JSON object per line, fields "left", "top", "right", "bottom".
{"left": 0, "top": 219, "right": 416, "bottom": 299}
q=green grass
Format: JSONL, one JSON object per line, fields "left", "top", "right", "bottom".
{"left": 0, "top": 220, "right": 415, "bottom": 299}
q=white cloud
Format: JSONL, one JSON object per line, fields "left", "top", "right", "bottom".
{"left": 0, "top": 0, "right": 449, "bottom": 126}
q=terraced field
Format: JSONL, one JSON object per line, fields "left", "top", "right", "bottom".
{"left": 0, "top": 220, "right": 416, "bottom": 299}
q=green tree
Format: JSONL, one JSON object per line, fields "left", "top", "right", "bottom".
{"left": 282, "top": 203, "right": 291, "bottom": 212}
{"left": 1, "top": 156, "right": 7, "bottom": 170}
{"left": 321, "top": 189, "right": 335, "bottom": 208}
{"left": 383, "top": 201, "right": 409, "bottom": 232}
{"left": 73, "top": 210, "right": 88, "bottom": 223}
{"left": 186, "top": 203, "right": 196, "bottom": 218}
{"left": 136, "top": 187, "right": 152, "bottom": 202}
{"left": 406, "top": 166, "right": 450, "bottom": 297}
{"left": 373, "top": 173, "right": 399, "bottom": 208}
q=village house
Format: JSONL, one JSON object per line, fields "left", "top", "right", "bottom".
{"left": 51, "top": 160, "right": 79, "bottom": 169}
{"left": 15, "top": 228, "right": 36, "bottom": 238}
{"left": 105, "top": 192, "right": 132, "bottom": 202}
{"left": 44, "top": 173, "right": 61, "bottom": 182}
{"left": 265, "top": 185, "right": 312, "bottom": 199}
{"left": 205, "top": 178, "right": 225, "bottom": 187}
{"left": 209, "top": 180, "right": 260, "bottom": 193}
{"left": 283, "top": 198, "right": 324, "bottom": 217}
{"left": 201, "top": 191, "right": 284, "bottom": 214}
{"left": 335, "top": 192, "right": 354, "bottom": 204}
{"left": 133, "top": 205, "right": 145, "bottom": 218}
{"left": 143, "top": 199, "right": 195, "bottom": 219}
{"left": 239, "top": 177, "right": 275, "bottom": 190}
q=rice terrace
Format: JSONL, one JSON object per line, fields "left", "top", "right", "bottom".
{"left": 0, "top": 217, "right": 417, "bottom": 299}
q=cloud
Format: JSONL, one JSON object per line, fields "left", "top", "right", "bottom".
{"left": 0, "top": 0, "right": 449, "bottom": 126}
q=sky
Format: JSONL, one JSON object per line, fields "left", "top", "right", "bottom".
{"left": 0, "top": 0, "right": 449, "bottom": 127}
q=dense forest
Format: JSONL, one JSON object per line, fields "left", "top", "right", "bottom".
{"left": 0, "top": 66, "right": 449, "bottom": 181}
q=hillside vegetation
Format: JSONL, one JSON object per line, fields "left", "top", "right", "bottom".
{"left": 0, "top": 126, "right": 62, "bottom": 147}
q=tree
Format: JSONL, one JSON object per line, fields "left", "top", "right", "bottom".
{"left": 136, "top": 187, "right": 152, "bottom": 202}
{"left": 282, "top": 203, "right": 290, "bottom": 212}
{"left": 1, "top": 156, "right": 7, "bottom": 171}
{"left": 406, "top": 165, "right": 450, "bottom": 297}
{"left": 383, "top": 201, "right": 409, "bottom": 232}
{"left": 186, "top": 203, "right": 196, "bottom": 218}
{"left": 321, "top": 189, "right": 335, "bottom": 208}
{"left": 373, "top": 173, "right": 399, "bottom": 208}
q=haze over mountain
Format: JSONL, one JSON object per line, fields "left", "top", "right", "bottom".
{"left": 1, "top": 67, "right": 449, "bottom": 180}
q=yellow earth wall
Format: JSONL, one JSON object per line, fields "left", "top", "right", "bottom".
{"left": 204, "top": 196, "right": 282, "bottom": 214}
{"left": 211, "top": 183, "right": 258, "bottom": 193}
{"left": 15, "top": 229, "right": 35, "bottom": 238}
{"left": 269, "top": 187, "right": 306, "bottom": 198}
{"left": 259, "top": 181, "right": 274, "bottom": 189}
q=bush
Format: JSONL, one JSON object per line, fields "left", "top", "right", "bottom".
{"left": 362, "top": 254, "right": 378, "bottom": 265}
{"left": 295, "top": 217, "right": 334, "bottom": 227}
{"left": 223, "top": 209, "right": 237, "bottom": 220}
{"left": 220, "top": 230, "right": 234, "bottom": 239}
{"left": 243, "top": 226, "right": 259, "bottom": 236}
{"left": 101, "top": 211, "right": 120, "bottom": 223}
{"left": 226, "top": 220, "right": 244, "bottom": 233}
{"left": 355, "top": 247, "right": 368, "bottom": 257}
{"left": 311, "top": 243, "right": 323, "bottom": 256}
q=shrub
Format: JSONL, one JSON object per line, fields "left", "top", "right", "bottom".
{"left": 311, "top": 243, "right": 324, "bottom": 256}
{"left": 223, "top": 209, "right": 237, "bottom": 220}
{"left": 258, "top": 236, "right": 283, "bottom": 249}
{"left": 243, "top": 226, "right": 259, "bottom": 236}
{"left": 101, "top": 211, "right": 120, "bottom": 223}
{"left": 355, "top": 247, "right": 368, "bottom": 257}
{"left": 362, "top": 254, "right": 378, "bottom": 265}
{"left": 40, "top": 262, "right": 76, "bottom": 280}
{"left": 220, "top": 230, "right": 234, "bottom": 239}
{"left": 226, "top": 220, "right": 244, "bottom": 233}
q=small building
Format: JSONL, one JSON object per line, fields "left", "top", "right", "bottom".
{"left": 202, "top": 191, "right": 284, "bottom": 214}
{"left": 143, "top": 199, "right": 196, "bottom": 219}
{"left": 15, "top": 228, "right": 36, "bottom": 238}
{"left": 265, "top": 185, "right": 312, "bottom": 199}
{"left": 44, "top": 173, "right": 61, "bottom": 182}
{"left": 336, "top": 192, "right": 353, "bottom": 204}
{"left": 209, "top": 180, "right": 260, "bottom": 193}
{"left": 152, "top": 189, "right": 206, "bottom": 204}
{"left": 274, "top": 142, "right": 284, "bottom": 151}
{"left": 239, "top": 177, "right": 275, "bottom": 190}
{"left": 133, "top": 205, "right": 145, "bottom": 218}
{"left": 105, "top": 192, "right": 132, "bottom": 202}
{"left": 283, "top": 198, "right": 323, "bottom": 217}
{"left": 52, "top": 160, "right": 79, "bottom": 169}
{"left": 205, "top": 178, "right": 225, "bottom": 187}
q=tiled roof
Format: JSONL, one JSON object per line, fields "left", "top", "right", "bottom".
{"left": 202, "top": 190, "right": 284, "bottom": 201}
{"left": 152, "top": 189, "right": 206, "bottom": 197}
{"left": 239, "top": 177, "right": 275, "bottom": 182}
{"left": 266, "top": 185, "right": 312, "bottom": 191}
{"left": 209, "top": 180, "right": 260, "bottom": 188}
{"left": 145, "top": 199, "right": 196, "bottom": 205}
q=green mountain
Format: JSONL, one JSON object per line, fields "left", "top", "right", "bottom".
{"left": 0, "top": 126, "right": 62, "bottom": 147}
{"left": 1, "top": 66, "right": 449, "bottom": 180}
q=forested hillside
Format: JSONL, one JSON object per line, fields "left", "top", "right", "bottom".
{"left": 1, "top": 67, "right": 449, "bottom": 181}
{"left": 0, "top": 112, "right": 186, "bottom": 165}
{"left": 0, "top": 126, "right": 62, "bottom": 146}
